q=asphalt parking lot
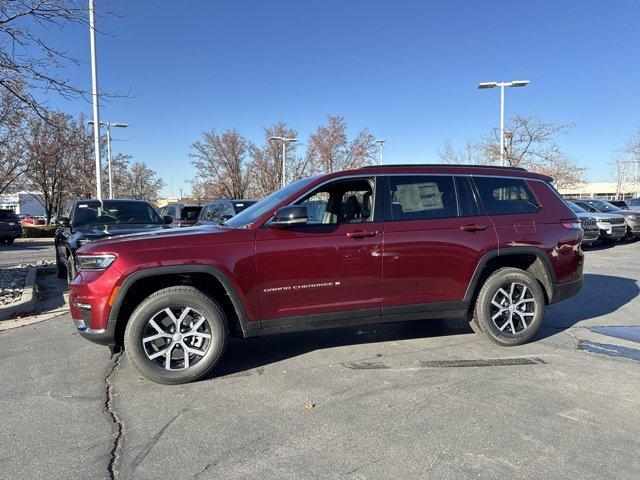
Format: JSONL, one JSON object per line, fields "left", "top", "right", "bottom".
{"left": 0, "top": 238, "right": 55, "bottom": 268}
{"left": 1, "top": 242, "right": 639, "bottom": 479}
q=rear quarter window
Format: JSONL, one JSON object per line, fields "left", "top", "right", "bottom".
{"left": 473, "top": 177, "right": 539, "bottom": 215}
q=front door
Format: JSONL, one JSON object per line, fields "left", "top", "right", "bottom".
{"left": 255, "top": 176, "right": 383, "bottom": 324}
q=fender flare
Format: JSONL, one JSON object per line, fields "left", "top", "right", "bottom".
{"left": 463, "top": 247, "right": 558, "bottom": 305}
{"left": 107, "top": 264, "right": 252, "bottom": 338}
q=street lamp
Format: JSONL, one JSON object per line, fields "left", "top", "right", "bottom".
{"left": 376, "top": 139, "right": 386, "bottom": 165}
{"left": 88, "top": 121, "right": 129, "bottom": 199}
{"left": 269, "top": 136, "right": 298, "bottom": 188}
{"left": 477, "top": 80, "right": 530, "bottom": 166}
{"left": 88, "top": 0, "right": 102, "bottom": 201}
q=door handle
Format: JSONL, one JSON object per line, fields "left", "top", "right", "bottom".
{"left": 459, "top": 224, "right": 487, "bottom": 232}
{"left": 346, "top": 230, "right": 378, "bottom": 239}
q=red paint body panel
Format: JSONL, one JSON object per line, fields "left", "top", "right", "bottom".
{"left": 381, "top": 215, "right": 498, "bottom": 305}
{"left": 255, "top": 222, "right": 383, "bottom": 319}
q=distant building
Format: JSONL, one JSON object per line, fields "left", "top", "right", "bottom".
{"left": 0, "top": 192, "right": 45, "bottom": 216}
{"left": 559, "top": 181, "right": 640, "bottom": 199}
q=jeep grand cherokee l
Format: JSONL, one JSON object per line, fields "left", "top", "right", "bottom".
{"left": 68, "top": 165, "right": 584, "bottom": 384}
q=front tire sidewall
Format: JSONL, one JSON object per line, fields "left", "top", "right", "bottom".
{"left": 124, "top": 287, "right": 227, "bottom": 385}
{"left": 476, "top": 269, "right": 545, "bottom": 346}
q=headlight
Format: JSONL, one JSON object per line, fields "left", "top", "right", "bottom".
{"left": 76, "top": 254, "right": 116, "bottom": 271}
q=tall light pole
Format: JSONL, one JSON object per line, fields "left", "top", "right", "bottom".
{"left": 88, "top": 0, "right": 102, "bottom": 201}
{"left": 269, "top": 136, "right": 298, "bottom": 188}
{"left": 477, "top": 80, "right": 530, "bottom": 166}
{"left": 376, "top": 139, "right": 386, "bottom": 165}
{"left": 88, "top": 121, "right": 129, "bottom": 199}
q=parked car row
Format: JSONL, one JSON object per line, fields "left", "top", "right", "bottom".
{"left": 565, "top": 198, "right": 640, "bottom": 246}
{"left": 159, "top": 199, "right": 257, "bottom": 227}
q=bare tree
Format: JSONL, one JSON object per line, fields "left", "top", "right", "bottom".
{"left": 623, "top": 130, "right": 640, "bottom": 183}
{"left": 440, "top": 114, "right": 585, "bottom": 188}
{"left": 0, "top": 90, "right": 28, "bottom": 194}
{"left": 190, "top": 129, "right": 254, "bottom": 199}
{"left": 22, "top": 112, "right": 70, "bottom": 222}
{"left": 0, "top": 1, "right": 111, "bottom": 115}
{"left": 122, "top": 162, "right": 165, "bottom": 202}
{"left": 249, "top": 123, "right": 310, "bottom": 197}
{"left": 306, "top": 115, "right": 377, "bottom": 173}
{"left": 438, "top": 139, "right": 483, "bottom": 165}
{"left": 609, "top": 157, "right": 631, "bottom": 199}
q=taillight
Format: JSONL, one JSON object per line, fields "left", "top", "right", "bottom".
{"left": 561, "top": 219, "right": 581, "bottom": 229}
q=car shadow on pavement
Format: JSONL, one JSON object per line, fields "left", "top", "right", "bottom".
{"left": 209, "top": 273, "right": 639, "bottom": 379}
{"left": 535, "top": 273, "right": 639, "bottom": 340}
{"left": 211, "top": 317, "right": 472, "bottom": 378}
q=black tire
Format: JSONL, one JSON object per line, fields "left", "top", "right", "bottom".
{"left": 468, "top": 313, "right": 483, "bottom": 335}
{"left": 56, "top": 253, "right": 67, "bottom": 279}
{"left": 124, "top": 286, "right": 228, "bottom": 385}
{"left": 5, "top": 238, "right": 14, "bottom": 245}
{"left": 66, "top": 255, "right": 76, "bottom": 283}
{"left": 472, "top": 267, "right": 545, "bottom": 346}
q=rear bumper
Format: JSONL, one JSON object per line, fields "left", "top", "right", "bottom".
{"left": 0, "top": 227, "right": 22, "bottom": 238}
{"left": 552, "top": 277, "right": 583, "bottom": 304}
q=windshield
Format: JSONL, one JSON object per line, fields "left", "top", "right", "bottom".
{"left": 225, "top": 177, "right": 318, "bottom": 228}
{"left": 566, "top": 201, "right": 587, "bottom": 214}
{"left": 73, "top": 201, "right": 162, "bottom": 227}
{"left": 585, "top": 199, "right": 621, "bottom": 213}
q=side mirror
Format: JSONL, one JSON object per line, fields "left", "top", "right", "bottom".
{"left": 56, "top": 216, "right": 70, "bottom": 227}
{"left": 267, "top": 205, "right": 308, "bottom": 229}
{"left": 162, "top": 215, "right": 173, "bottom": 225}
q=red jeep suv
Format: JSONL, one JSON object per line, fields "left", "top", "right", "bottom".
{"left": 69, "top": 165, "right": 584, "bottom": 384}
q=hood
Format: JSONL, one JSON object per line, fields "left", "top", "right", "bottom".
{"left": 612, "top": 210, "right": 640, "bottom": 218}
{"left": 79, "top": 224, "right": 244, "bottom": 251}
{"left": 74, "top": 223, "right": 166, "bottom": 237}
{"left": 584, "top": 212, "right": 626, "bottom": 221}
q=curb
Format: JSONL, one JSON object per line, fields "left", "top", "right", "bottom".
{"left": 0, "top": 267, "right": 38, "bottom": 321}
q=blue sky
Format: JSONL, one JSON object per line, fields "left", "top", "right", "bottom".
{"left": 39, "top": 0, "right": 640, "bottom": 196}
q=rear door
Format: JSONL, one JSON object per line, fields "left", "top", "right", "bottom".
{"left": 472, "top": 176, "right": 543, "bottom": 247}
{"left": 381, "top": 175, "right": 498, "bottom": 311}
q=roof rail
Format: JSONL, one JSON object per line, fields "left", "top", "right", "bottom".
{"left": 362, "top": 163, "right": 527, "bottom": 171}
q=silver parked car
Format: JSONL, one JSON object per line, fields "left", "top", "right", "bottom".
{"left": 566, "top": 201, "right": 627, "bottom": 243}
{"left": 573, "top": 199, "right": 640, "bottom": 239}
{"left": 565, "top": 202, "right": 607, "bottom": 246}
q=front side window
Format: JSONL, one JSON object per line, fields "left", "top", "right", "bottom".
{"left": 388, "top": 175, "right": 457, "bottom": 220}
{"left": 296, "top": 178, "right": 375, "bottom": 225}
{"left": 474, "top": 177, "right": 539, "bottom": 215}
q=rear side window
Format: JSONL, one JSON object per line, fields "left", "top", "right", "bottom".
{"left": 474, "top": 177, "right": 539, "bottom": 215}
{"left": 455, "top": 177, "right": 480, "bottom": 217}
{"left": 388, "top": 176, "right": 457, "bottom": 220}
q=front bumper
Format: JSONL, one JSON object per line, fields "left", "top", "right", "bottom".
{"left": 68, "top": 267, "right": 121, "bottom": 348}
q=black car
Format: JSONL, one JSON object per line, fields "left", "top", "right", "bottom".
{"left": 195, "top": 199, "right": 257, "bottom": 225}
{"left": 609, "top": 200, "right": 629, "bottom": 209}
{"left": 55, "top": 199, "right": 171, "bottom": 281}
{"left": 0, "top": 209, "right": 22, "bottom": 245}
{"left": 159, "top": 203, "right": 202, "bottom": 228}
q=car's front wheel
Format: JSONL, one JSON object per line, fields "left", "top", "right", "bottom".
{"left": 124, "top": 286, "right": 228, "bottom": 384}
{"left": 472, "top": 267, "right": 545, "bottom": 346}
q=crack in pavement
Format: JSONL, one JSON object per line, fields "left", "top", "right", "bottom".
{"left": 104, "top": 352, "right": 124, "bottom": 480}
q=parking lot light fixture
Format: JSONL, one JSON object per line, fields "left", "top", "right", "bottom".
{"left": 88, "top": 121, "right": 130, "bottom": 199}
{"left": 269, "top": 136, "right": 298, "bottom": 188}
{"left": 477, "top": 79, "right": 531, "bottom": 166}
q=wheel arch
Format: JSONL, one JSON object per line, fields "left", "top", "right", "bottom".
{"left": 464, "top": 247, "right": 557, "bottom": 314}
{"left": 108, "top": 265, "right": 251, "bottom": 350}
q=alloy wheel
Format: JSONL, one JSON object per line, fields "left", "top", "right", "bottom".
{"left": 142, "top": 306, "right": 212, "bottom": 370}
{"left": 489, "top": 282, "right": 536, "bottom": 335}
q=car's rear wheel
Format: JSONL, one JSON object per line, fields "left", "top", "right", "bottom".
{"left": 124, "top": 286, "right": 228, "bottom": 384}
{"left": 472, "top": 267, "right": 545, "bottom": 346}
